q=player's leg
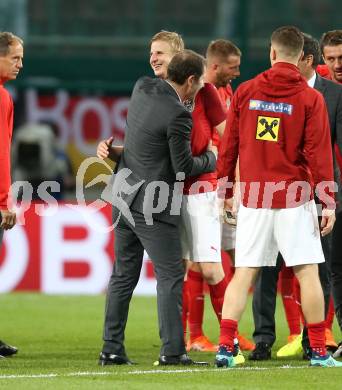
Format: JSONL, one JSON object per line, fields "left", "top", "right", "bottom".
{"left": 292, "top": 263, "right": 334, "bottom": 365}
{"left": 199, "top": 262, "right": 226, "bottom": 319}
{"left": 280, "top": 264, "right": 301, "bottom": 339}
{"left": 221, "top": 211, "right": 254, "bottom": 352}
{"left": 187, "top": 262, "right": 206, "bottom": 348}
{"left": 278, "top": 200, "right": 342, "bottom": 367}
{"left": 216, "top": 205, "right": 278, "bottom": 368}
{"left": 250, "top": 256, "right": 281, "bottom": 360}
{"left": 184, "top": 191, "right": 221, "bottom": 352}
{"left": 275, "top": 262, "right": 304, "bottom": 359}
{"left": 216, "top": 267, "right": 259, "bottom": 367}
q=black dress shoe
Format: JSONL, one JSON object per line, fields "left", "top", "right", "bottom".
{"left": 158, "top": 353, "right": 209, "bottom": 366}
{"left": 98, "top": 352, "right": 134, "bottom": 366}
{"left": 248, "top": 342, "right": 272, "bottom": 361}
{"left": 0, "top": 340, "right": 18, "bottom": 357}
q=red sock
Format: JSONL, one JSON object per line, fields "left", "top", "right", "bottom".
{"left": 293, "top": 277, "right": 305, "bottom": 326}
{"left": 187, "top": 270, "right": 204, "bottom": 340}
{"left": 280, "top": 267, "right": 301, "bottom": 335}
{"left": 219, "top": 319, "right": 237, "bottom": 350}
{"left": 182, "top": 280, "right": 189, "bottom": 338}
{"left": 307, "top": 321, "right": 327, "bottom": 356}
{"left": 326, "top": 297, "right": 335, "bottom": 330}
{"left": 209, "top": 277, "right": 228, "bottom": 322}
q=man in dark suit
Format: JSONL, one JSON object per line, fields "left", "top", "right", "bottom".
{"left": 249, "top": 33, "right": 342, "bottom": 361}
{"left": 319, "top": 30, "right": 342, "bottom": 359}
{"left": 97, "top": 50, "right": 217, "bottom": 366}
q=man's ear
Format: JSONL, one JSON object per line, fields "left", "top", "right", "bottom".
{"left": 212, "top": 63, "right": 219, "bottom": 71}
{"left": 270, "top": 45, "right": 276, "bottom": 61}
{"left": 187, "top": 74, "right": 195, "bottom": 88}
{"left": 307, "top": 54, "right": 314, "bottom": 68}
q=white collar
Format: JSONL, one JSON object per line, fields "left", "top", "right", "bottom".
{"left": 307, "top": 72, "right": 317, "bottom": 88}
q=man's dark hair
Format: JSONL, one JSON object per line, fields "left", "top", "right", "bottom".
{"left": 302, "top": 33, "right": 320, "bottom": 68}
{"left": 167, "top": 49, "right": 205, "bottom": 85}
{"left": 320, "top": 30, "right": 342, "bottom": 56}
{"left": 271, "top": 26, "right": 304, "bottom": 59}
{"left": 0, "top": 31, "right": 23, "bottom": 56}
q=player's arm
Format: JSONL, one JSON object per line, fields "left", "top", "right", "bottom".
{"left": 0, "top": 101, "right": 16, "bottom": 229}
{"left": 202, "top": 83, "right": 227, "bottom": 138}
{"left": 167, "top": 110, "right": 217, "bottom": 177}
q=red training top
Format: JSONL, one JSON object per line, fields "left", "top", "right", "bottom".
{"left": 0, "top": 83, "right": 14, "bottom": 210}
{"left": 217, "top": 84, "right": 234, "bottom": 109}
{"left": 217, "top": 62, "right": 334, "bottom": 209}
{"left": 183, "top": 82, "right": 226, "bottom": 194}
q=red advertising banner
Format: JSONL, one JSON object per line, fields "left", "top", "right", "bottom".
{"left": 0, "top": 203, "right": 156, "bottom": 294}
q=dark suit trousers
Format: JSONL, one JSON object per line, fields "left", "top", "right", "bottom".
{"left": 252, "top": 234, "right": 331, "bottom": 346}
{"left": 102, "top": 209, "right": 186, "bottom": 357}
{"left": 331, "top": 210, "right": 342, "bottom": 330}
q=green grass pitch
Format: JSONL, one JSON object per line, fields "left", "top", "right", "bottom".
{"left": 0, "top": 293, "right": 341, "bottom": 389}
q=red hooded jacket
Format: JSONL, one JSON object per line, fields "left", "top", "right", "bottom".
{"left": 0, "top": 84, "right": 13, "bottom": 210}
{"left": 217, "top": 62, "right": 334, "bottom": 209}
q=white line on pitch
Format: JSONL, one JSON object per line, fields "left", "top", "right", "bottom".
{"left": 0, "top": 365, "right": 307, "bottom": 380}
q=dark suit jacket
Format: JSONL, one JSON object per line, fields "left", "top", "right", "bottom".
{"left": 314, "top": 74, "right": 342, "bottom": 209}
{"left": 114, "top": 76, "right": 217, "bottom": 225}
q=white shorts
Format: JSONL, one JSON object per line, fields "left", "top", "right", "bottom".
{"left": 235, "top": 200, "right": 325, "bottom": 267}
{"left": 180, "top": 191, "right": 221, "bottom": 262}
{"left": 221, "top": 222, "right": 236, "bottom": 251}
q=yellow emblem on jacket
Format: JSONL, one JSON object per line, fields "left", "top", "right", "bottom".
{"left": 256, "top": 116, "right": 280, "bottom": 142}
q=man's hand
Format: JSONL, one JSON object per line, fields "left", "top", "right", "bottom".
{"left": 321, "top": 208, "right": 335, "bottom": 236}
{"left": 207, "top": 140, "right": 218, "bottom": 159}
{"left": 0, "top": 210, "right": 16, "bottom": 230}
{"left": 224, "top": 198, "right": 234, "bottom": 212}
{"left": 97, "top": 136, "right": 114, "bottom": 159}
{"left": 222, "top": 197, "right": 236, "bottom": 225}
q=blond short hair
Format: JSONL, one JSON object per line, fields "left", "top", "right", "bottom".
{"left": 150, "top": 30, "right": 184, "bottom": 54}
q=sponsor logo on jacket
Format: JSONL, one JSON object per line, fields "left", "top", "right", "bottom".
{"left": 249, "top": 99, "right": 293, "bottom": 115}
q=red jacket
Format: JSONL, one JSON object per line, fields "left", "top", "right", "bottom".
{"left": 217, "top": 62, "right": 334, "bottom": 209}
{"left": 0, "top": 84, "right": 14, "bottom": 210}
{"left": 183, "top": 83, "right": 226, "bottom": 194}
